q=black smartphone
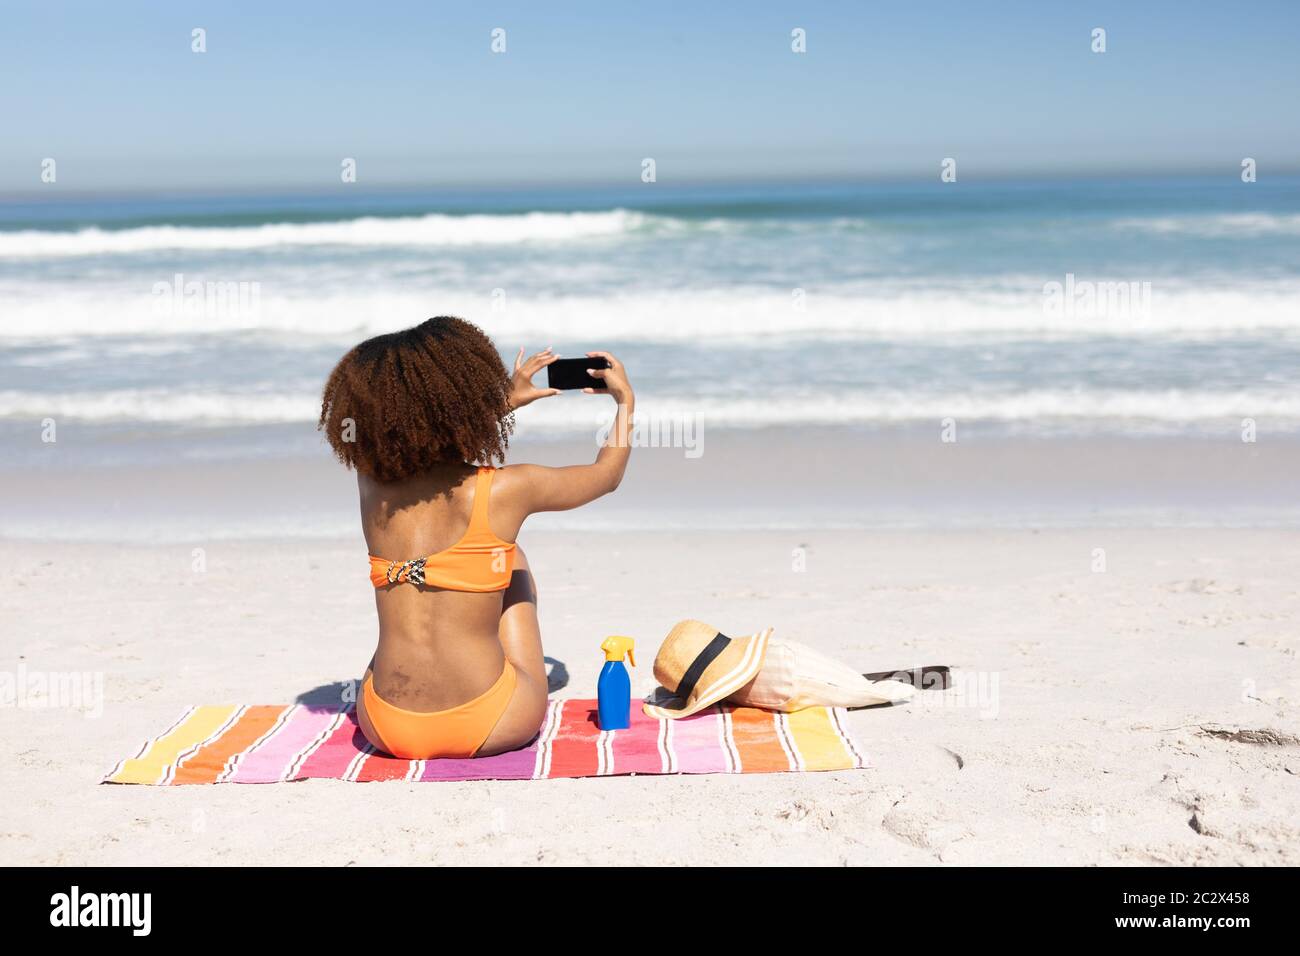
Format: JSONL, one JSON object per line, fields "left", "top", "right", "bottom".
{"left": 546, "top": 356, "right": 611, "bottom": 391}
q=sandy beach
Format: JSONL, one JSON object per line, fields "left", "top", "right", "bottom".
{"left": 6, "top": 0, "right": 1300, "bottom": 899}
{"left": 3, "top": 526, "right": 1297, "bottom": 866}
{"left": 7, "top": 428, "right": 1300, "bottom": 540}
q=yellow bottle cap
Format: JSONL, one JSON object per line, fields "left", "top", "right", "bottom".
{"left": 600, "top": 635, "right": 636, "bottom": 666}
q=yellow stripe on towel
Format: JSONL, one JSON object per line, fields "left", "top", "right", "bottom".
{"left": 109, "top": 705, "right": 241, "bottom": 784}
{"left": 785, "top": 706, "right": 859, "bottom": 771}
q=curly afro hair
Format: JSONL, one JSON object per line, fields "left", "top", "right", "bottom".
{"left": 319, "top": 316, "right": 514, "bottom": 482}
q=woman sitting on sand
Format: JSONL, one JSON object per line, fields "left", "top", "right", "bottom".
{"left": 318, "top": 317, "right": 633, "bottom": 758}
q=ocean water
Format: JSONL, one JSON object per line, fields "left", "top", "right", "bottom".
{"left": 2, "top": 176, "right": 1299, "bottom": 469}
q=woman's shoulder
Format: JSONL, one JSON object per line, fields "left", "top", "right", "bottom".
{"left": 491, "top": 462, "right": 539, "bottom": 490}
{"left": 488, "top": 462, "right": 551, "bottom": 508}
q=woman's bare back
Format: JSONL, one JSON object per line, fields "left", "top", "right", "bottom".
{"left": 360, "top": 463, "right": 514, "bottom": 711}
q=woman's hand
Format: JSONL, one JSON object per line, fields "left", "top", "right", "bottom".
{"left": 509, "top": 347, "right": 560, "bottom": 410}
{"left": 583, "top": 351, "right": 633, "bottom": 404}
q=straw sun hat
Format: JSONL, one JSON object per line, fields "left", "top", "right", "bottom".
{"left": 642, "top": 620, "right": 914, "bottom": 719}
{"left": 642, "top": 620, "right": 773, "bottom": 719}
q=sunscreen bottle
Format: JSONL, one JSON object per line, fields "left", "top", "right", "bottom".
{"left": 597, "top": 636, "right": 636, "bottom": 730}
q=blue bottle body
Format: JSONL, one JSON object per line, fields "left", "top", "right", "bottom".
{"left": 597, "top": 660, "right": 631, "bottom": 730}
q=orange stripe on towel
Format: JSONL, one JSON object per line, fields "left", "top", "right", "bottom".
{"left": 171, "top": 705, "right": 290, "bottom": 784}
{"left": 726, "top": 705, "right": 793, "bottom": 773}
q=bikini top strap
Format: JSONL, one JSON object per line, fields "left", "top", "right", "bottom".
{"left": 467, "top": 466, "right": 495, "bottom": 533}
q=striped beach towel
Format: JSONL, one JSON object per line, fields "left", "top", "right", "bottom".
{"left": 104, "top": 698, "right": 868, "bottom": 784}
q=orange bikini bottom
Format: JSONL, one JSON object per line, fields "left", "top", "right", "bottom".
{"left": 358, "top": 661, "right": 517, "bottom": 759}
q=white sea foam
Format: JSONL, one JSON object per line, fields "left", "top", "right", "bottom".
{"left": 3, "top": 282, "right": 1299, "bottom": 340}
{"left": 6, "top": 387, "right": 1297, "bottom": 427}
{"left": 5, "top": 207, "right": 1299, "bottom": 261}
{"left": 0, "top": 209, "right": 651, "bottom": 258}
{"left": 517, "top": 389, "right": 1300, "bottom": 428}
{"left": 0, "top": 389, "right": 317, "bottom": 424}
{"left": 1113, "top": 212, "right": 1300, "bottom": 238}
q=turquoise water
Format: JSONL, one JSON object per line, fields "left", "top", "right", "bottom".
{"left": 2, "top": 176, "right": 1299, "bottom": 461}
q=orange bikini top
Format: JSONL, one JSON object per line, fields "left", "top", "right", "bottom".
{"left": 368, "top": 466, "right": 516, "bottom": 592}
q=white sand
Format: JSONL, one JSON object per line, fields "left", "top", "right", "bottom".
{"left": 2, "top": 528, "right": 1298, "bottom": 866}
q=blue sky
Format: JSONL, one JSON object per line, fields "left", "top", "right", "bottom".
{"left": 2, "top": 0, "right": 1297, "bottom": 191}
